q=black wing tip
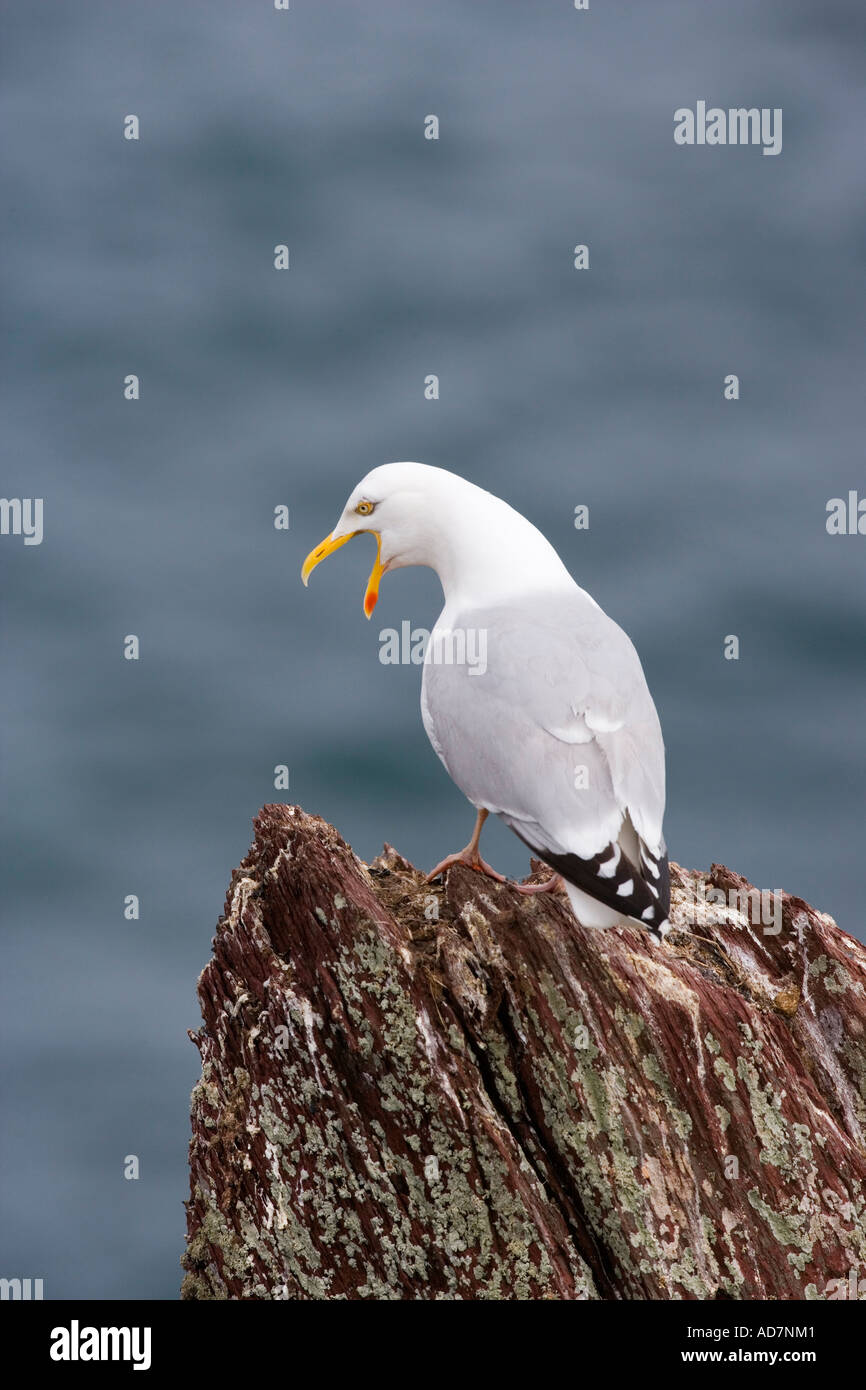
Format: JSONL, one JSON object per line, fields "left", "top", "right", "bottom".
{"left": 512, "top": 829, "right": 671, "bottom": 937}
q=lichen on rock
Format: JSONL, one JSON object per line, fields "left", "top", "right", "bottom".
{"left": 181, "top": 805, "right": 866, "bottom": 1300}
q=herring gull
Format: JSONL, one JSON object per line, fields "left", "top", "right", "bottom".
{"left": 302, "top": 462, "right": 670, "bottom": 939}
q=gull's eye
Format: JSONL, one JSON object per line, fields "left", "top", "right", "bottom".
{"left": 356, "top": 500, "right": 374, "bottom": 516}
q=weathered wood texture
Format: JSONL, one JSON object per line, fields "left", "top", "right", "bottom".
{"left": 182, "top": 804, "right": 866, "bottom": 1300}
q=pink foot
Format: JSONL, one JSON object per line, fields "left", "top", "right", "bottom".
{"left": 513, "top": 873, "right": 566, "bottom": 896}
{"left": 425, "top": 850, "right": 507, "bottom": 884}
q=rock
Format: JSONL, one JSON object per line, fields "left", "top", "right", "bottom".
{"left": 181, "top": 805, "right": 866, "bottom": 1300}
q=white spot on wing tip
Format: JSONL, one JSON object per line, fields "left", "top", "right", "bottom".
{"left": 641, "top": 849, "right": 661, "bottom": 879}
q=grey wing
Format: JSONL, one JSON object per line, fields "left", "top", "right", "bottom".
{"left": 421, "top": 589, "right": 668, "bottom": 922}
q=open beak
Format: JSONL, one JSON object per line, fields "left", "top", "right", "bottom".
{"left": 301, "top": 530, "right": 385, "bottom": 619}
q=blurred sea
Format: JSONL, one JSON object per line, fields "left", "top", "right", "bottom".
{"left": 1, "top": 0, "right": 864, "bottom": 1297}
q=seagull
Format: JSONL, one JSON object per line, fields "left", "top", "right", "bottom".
{"left": 302, "top": 462, "right": 670, "bottom": 940}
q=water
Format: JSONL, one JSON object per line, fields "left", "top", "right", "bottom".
{"left": 2, "top": 0, "right": 864, "bottom": 1298}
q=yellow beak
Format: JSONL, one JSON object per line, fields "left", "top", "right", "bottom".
{"left": 301, "top": 529, "right": 385, "bottom": 620}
